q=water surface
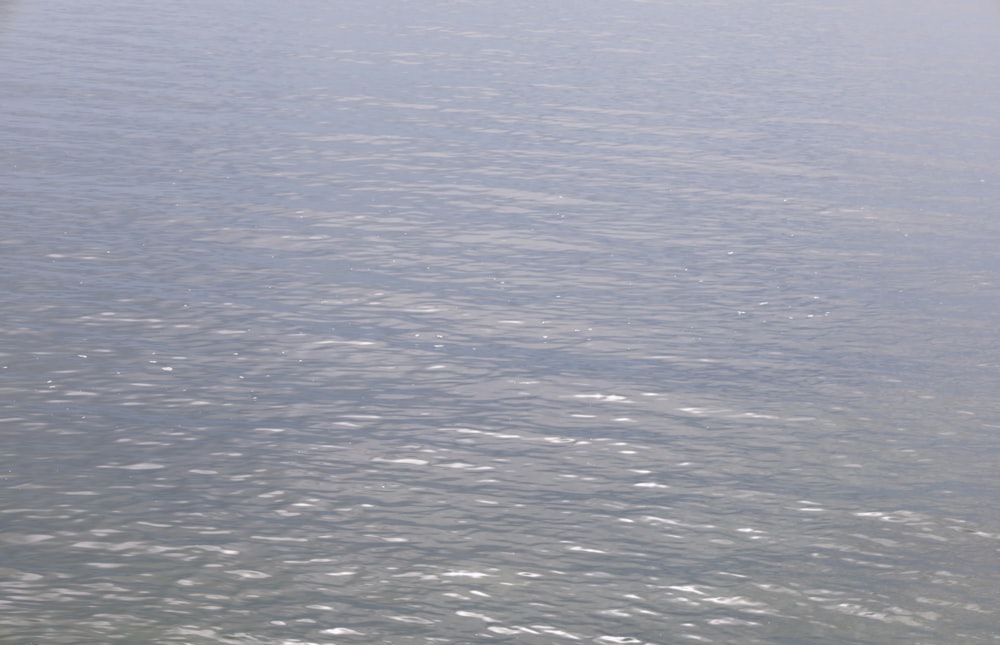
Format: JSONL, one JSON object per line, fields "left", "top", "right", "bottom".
{"left": 2, "top": 1, "right": 1000, "bottom": 643}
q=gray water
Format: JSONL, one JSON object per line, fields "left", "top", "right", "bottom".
{"left": 3, "top": 0, "right": 1000, "bottom": 643}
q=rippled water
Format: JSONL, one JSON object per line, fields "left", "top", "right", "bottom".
{"left": 3, "top": 0, "right": 1000, "bottom": 643}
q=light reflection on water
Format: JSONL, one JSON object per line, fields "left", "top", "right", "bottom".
{"left": 2, "top": 0, "right": 1000, "bottom": 643}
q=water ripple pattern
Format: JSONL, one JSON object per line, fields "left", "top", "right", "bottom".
{"left": 2, "top": 0, "right": 1000, "bottom": 643}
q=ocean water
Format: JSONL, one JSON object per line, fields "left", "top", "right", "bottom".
{"left": 2, "top": 0, "right": 999, "bottom": 643}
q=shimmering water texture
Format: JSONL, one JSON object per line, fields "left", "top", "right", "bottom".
{"left": 3, "top": 0, "right": 1000, "bottom": 643}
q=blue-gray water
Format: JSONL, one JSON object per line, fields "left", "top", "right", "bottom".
{"left": 3, "top": 1, "right": 1000, "bottom": 643}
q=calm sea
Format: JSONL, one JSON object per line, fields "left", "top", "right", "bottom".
{"left": 2, "top": 0, "right": 999, "bottom": 643}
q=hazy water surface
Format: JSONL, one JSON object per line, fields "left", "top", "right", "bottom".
{"left": 3, "top": 1, "right": 1000, "bottom": 643}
